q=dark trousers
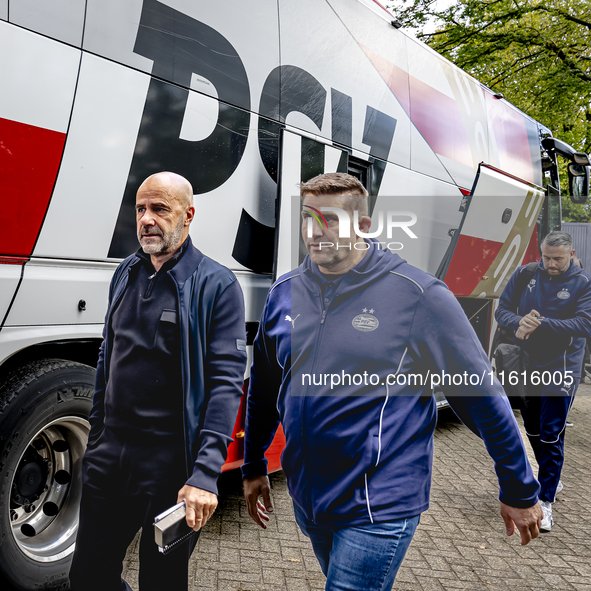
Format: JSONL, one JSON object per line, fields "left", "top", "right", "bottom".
{"left": 70, "top": 427, "right": 198, "bottom": 591}
{"left": 522, "top": 379, "right": 577, "bottom": 503}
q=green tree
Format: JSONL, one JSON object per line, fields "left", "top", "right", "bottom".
{"left": 560, "top": 193, "right": 591, "bottom": 222}
{"left": 389, "top": 0, "right": 591, "bottom": 219}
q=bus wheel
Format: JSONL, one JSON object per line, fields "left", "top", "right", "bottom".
{"left": 0, "top": 360, "right": 94, "bottom": 590}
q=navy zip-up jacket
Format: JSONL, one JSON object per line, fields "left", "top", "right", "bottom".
{"left": 88, "top": 237, "right": 247, "bottom": 494}
{"left": 243, "top": 240, "right": 539, "bottom": 526}
{"left": 496, "top": 260, "right": 591, "bottom": 375}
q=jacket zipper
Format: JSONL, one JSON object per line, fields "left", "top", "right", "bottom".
{"left": 104, "top": 266, "right": 134, "bottom": 381}
{"left": 144, "top": 271, "right": 158, "bottom": 298}
{"left": 302, "top": 278, "right": 347, "bottom": 518}
{"left": 302, "top": 283, "right": 329, "bottom": 519}
{"left": 170, "top": 272, "right": 191, "bottom": 479}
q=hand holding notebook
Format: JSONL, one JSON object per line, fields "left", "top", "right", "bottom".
{"left": 153, "top": 501, "right": 196, "bottom": 555}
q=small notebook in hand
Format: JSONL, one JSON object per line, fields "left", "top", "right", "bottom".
{"left": 153, "top": 501, "right": 196, "bottom": 555}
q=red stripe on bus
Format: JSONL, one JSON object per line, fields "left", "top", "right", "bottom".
{"left": 223, "top": 378, "right": 285, "bottom": 473}
{"left": 484, "top": 91, "right": 534, "bottom": 185}
{"left": 0, "top": 255, "right": 29, "bottom": 265}
{"left": 521, "top": 226, "right": 540, "bottom": 265}
{"left": 444, "top": 234, "right": 503, "bottom": 296}
{"left": 0, "top": 117, "right": 66, "bottom": 257}
{"left": 361, "top": 46, "right": 473, "bottom": 167}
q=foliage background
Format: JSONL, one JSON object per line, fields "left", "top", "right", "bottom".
{"left": 388, "top": 0, "right": 591, "bottom": 221}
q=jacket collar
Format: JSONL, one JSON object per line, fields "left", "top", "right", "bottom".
{"left": 300, "top": 238, "right": 405, "bottom": 295}
{"left": 538, "top": 258, "right": 582, "bottom": 282}
{"left": 130, "top": 235, "right": 204, "bottom": 285}
{"left": 168, "top": 236, "right": 204, "bottom": 285}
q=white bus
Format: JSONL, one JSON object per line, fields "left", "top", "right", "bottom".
{"left": 0, "top": 0, "right": 588, "bottom": 588}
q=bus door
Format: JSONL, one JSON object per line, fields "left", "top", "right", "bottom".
{"left": 438, "top": 163, "right": 545, "bottom": 298}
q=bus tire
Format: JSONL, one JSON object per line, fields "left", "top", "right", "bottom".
{"left": 0, "top": 359, "right": 94, "bottom": 590}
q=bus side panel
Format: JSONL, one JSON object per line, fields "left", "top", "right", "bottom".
{"left": 8, "top": 0, "right": 86, "bottom": 47}
{"left": 33, "top": 54, "right": 151, "bottom": 262}
{"left": 0, "top": 22, "right": 79, "bottom": 140}
{"left": 4, "top": 261, "right": 115, "bottom": 327}
{"left": 276, "top": 130, "right": 464, "bottom": 279}
{"left": 328, "top": 0, "right": 543, "bottom": 194}
{"left": 278, "top": 0, "right": 411, "bottom": 171}
{"left": 375, "top": 165, "right": 464, "bottom": 275}
{"left": 0, "top": 22, "right": 80, "bottom": 259}
{"left": 484, "top": 89, "right": 537, "bottom": 186}
{"left": 80, "top": 0, "right": 281, "bottom": 270}
{"left": 0, "top": 264, "right": 21, "bottom": 326}
{"left": 83, "top": 0, "right": 279, "bottom": 114}
{"left": 0, "top": 325, "right": 104, "bottom": 365}
{"left": 326, "top": 0, "right": 455, "bottom": 185}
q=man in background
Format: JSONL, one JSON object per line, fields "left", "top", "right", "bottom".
{"left": 496, "top": 230, "right": 591, "bottom": 531}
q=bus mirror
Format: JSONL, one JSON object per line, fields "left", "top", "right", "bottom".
{"left": 573, "top": 152, "right": 591, "bottom": 166}
{"left": 568, "top": 163, "right": 590, "bottom": 204}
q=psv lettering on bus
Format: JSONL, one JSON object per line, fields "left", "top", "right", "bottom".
{"left": 109, "top": 0, "right": 397, "bottom": 259}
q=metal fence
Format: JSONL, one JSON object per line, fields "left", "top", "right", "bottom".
{"left": 562, "top": 222, "right": 591, "bottom": 269}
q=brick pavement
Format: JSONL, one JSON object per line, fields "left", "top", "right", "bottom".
{"left": 122, "top": 386, "right": 591, "bottom": 591}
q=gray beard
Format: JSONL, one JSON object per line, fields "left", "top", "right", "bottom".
{"left": 139, "top": 215, "right": 185, "bottom": 255}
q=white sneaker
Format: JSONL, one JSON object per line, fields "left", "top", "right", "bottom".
{"left": 540, "top": 500, "right": 553, "bottom": 532}
{"left": 556, "top": 480, "right": 563, "bottom": 496}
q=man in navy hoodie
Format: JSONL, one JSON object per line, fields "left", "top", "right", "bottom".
{"left": 496, "top": 231, "right": 591, "bottom": 532}
{"left": 243, "top": 173, "right": 542, "bottom": 590}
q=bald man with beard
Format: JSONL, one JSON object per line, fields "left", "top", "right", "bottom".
{"left": 70, "top": 172, "right": 247, "bottom": 591}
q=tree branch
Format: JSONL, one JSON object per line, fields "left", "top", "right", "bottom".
{"left": 532, "top": 5, "right": 591, "bottom": 31}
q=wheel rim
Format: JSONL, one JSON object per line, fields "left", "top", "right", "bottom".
{"left": 9, "top": 416, "right": 90, "bottom": 562}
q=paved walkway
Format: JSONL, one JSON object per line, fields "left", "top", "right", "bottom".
{"left": 122, "top": 386, "right": 591, "bottom": 590}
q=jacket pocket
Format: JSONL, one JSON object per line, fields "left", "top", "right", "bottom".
{"left": 153, "top": 309, "right": 178, "bottom": 349}
{"left": 363, "top": 431, "right": 380, "bottom": 472}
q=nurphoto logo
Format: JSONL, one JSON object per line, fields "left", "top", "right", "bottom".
{"left": 302, "top": 204, "right": 418, "bottom": 252}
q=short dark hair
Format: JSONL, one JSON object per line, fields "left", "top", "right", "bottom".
{"left": 542, "top": 231, "right": 573, "bottom": 251}
{"left": 300, "top": 173, "right": 369, "bottom": 217}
